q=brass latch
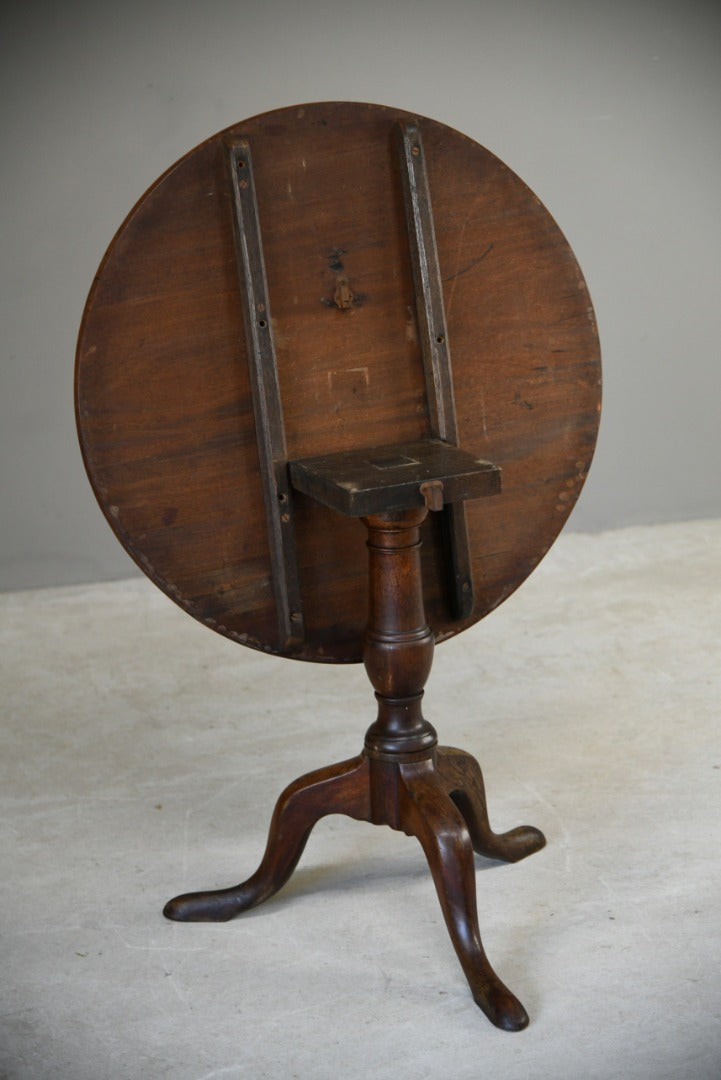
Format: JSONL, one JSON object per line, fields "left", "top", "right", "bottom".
{"left": 419, "top": 479, "right": 444, "bottom": 512}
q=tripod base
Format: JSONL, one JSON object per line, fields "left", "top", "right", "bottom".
{"left": 164, "top": 744, "right": 545, "bottom": 1032}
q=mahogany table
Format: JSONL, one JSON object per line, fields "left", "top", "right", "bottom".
{"left": 76, "top": 101, "right": 601, "bottom": 1030}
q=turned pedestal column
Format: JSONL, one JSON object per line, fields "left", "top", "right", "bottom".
{"left": 164, "top": 508, "right": 545, "bottom": 1031}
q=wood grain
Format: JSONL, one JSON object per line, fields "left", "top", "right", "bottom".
{"left": 76, "top": 101, "right": 601, "bottom": 661}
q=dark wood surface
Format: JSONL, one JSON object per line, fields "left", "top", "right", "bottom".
{"left": 163, "top": 506, "right": 547, "bottom": 1030}
{"left": 76, "top": 101, "right": 601, "bottom": 661}
{"left": 289, "top": 439, "right": 501, "bottom": 517}
{"left": 164, "top": 743, "right": 545, "bottom": 1032}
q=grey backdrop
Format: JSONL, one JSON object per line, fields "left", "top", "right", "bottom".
{"left": 2, "top": 0, "right": 720, "bottom": 591}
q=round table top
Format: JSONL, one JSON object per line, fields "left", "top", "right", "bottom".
{"left": 76, "top": 101, "right": 601, "bottom": 663}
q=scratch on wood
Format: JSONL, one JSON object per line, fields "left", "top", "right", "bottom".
{"left": 478, "top": 384, "right": 488, "bottom": 441}
{"left": 444, "top": 243, "right": 494, "bottom": 287}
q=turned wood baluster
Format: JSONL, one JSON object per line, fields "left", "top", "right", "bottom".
{"left": 362, "top": 508, "right": 438, "bottom": 758}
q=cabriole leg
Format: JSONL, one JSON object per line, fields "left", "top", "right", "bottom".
{"left": 164, "top": 754, "right": 371, "bottom": 922}
{"left": 436, "top": 746, "right": 546, "bottom": 863}
{"left": 397, "top": 758, "right": 531, "bottom": 1032}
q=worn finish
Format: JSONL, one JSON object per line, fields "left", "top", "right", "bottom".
{"left": 397, "top": 120, "right": 475, "bottom": 619}
{"left": 225, "top": 135, "right": 304, "bottom": 648}
{"left": 396, "top": 121, "right": 457, "bottom": 446}
{"left": 289, "top": 439, "right": 501, "bottom": 518}
{"left": 75, "top": 101, "right": 601, "bottom": 662}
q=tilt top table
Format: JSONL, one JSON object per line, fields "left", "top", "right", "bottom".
{"left": 76, "top": 101, "right": 601, "bottom": 1031}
